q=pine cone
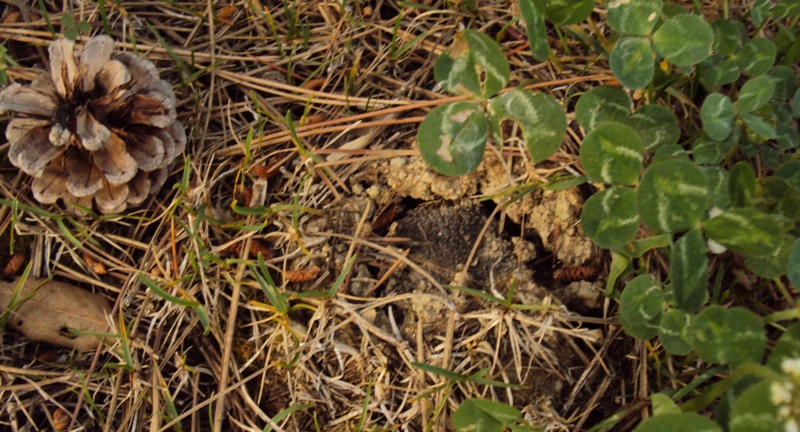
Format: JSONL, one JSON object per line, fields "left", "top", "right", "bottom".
{"left": 0, "top": 36, "right": 185, "bottom": 214}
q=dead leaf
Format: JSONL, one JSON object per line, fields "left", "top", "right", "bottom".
{"left": 302, "top": 77, "right": 327, "bottom": 91}
{"left": 251, "top": 161, "right": 281, "bottom": 179}
{"left": 2, "top": 11, "right": 22, "bottom": 24}
{"left": 52, "top": 408, "right": 70, "bottom": 430}
{"left": 301, "top": 113, "right": 326, "bottom": 126}
{"left": 82, "top": 252, "right": 107, "bottom": 275}
{"left": 0, "top": 278, "right": 112, "bottom": 351}
{"left": 217, "top": 4, "right": 237, "bottom": 25}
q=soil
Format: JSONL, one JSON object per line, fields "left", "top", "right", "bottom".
{"left": 257, "top": 151, "right": 617, "bottom": 430}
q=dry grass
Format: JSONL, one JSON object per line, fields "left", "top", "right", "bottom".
{"left": 0, "top": 1, "right": 651, "bottom": 431}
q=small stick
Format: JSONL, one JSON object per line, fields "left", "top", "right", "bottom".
{"left": 363, "top": 249, "right": 410, "bottom": 297}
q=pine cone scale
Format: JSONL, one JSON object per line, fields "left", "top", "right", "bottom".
{"left": 80, "top": 36, "right": 115, "bottom": 92}
{"left": 167, "top": 121, "right": 186, "bottom": 154}
{"left": 95, "top": 59, "right": 130, "bottom": 96}
{"left": 48, "top": 39, "right": 79, "bottom": 98}
{"left": 75, "top": 107, "right": 110, "bottom": 151}
{"left": 15, "top": 127, "right": 60, "bottom": 177}
{"left": 95, "top": 179, "right": 129, "bottom": 214}
{"left": 115, "top": 54, "right": 158, "bottom": 95}
{"left": 148, "top": 169, "right": 168, "bottom": 194}
{"left": 127, "top": 172, "right": 151, "bottom": 206}
{"left": 32, "top": 159, "right": 69, "bottom": 204}
{"left": 7, "top": 119, "right": 49, "bottom": 148}
{"left": 92, "top": 132, "right": 138, "bottom": 185}
{"left": 128, "top": 94, "right": 172, "bottom": 127}
{"left": 65, "top": 151, "right": 104, "bottom": 197}
{"left": 127, "top": 132, "right": 165, "bottom": 171}
{"left": 0, "top": 83, "right": 56, "bottom": 116}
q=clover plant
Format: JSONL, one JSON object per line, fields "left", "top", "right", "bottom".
{"left": 418, "top": 1, "right": 800, "bottom": 431}
{"left": 416, "top": 29, "right": 566, "bottom": 175}
{"left": 572, "top": 3, "right": 800, "bottom": 431}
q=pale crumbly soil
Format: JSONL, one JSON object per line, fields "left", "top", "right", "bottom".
{"left": 0, "top": 0, "right": 724, "bottom": 431}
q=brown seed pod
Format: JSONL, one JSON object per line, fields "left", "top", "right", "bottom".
{"left": 219, "top": 242, "right": 241, "bottom": 258}
{"left": 2, "top": 11, "right": 22, "bottom": 24}
{"left": 371, "top": 202, "right": 406, "bottom": 232}
{"left": 52, "top": 408, "right": 70, "bottom": 431}
{"left": 3, "top": 254, "right": 26, "bottom": 277}
{"left": 302, "top": 77, "right": 327, "bottom": 91}
{"left": 217, "top": 4, "right": 237, "bottom": 25}
{"left": 37, "top": 349, "right": 58, "bottom": 363}
{"left": 251, "top": 162, "right": 280, "bottom": 180}
{"left": 221, "top": 239, "right": 274, "bottom": 260}
{"left": 82, "top": 252, "right": 107, "bottom": 275}
{"left": 553, "top": 266, "right": 599, "bottom": 282}
{"left": 283, "top": 266, "right": 320, "bottom": 283}
{"left": 301, "top": 113, "right": 326, "bottom": 126}
{"left": 249, "top": 239, "right": 274, "bottom": 260}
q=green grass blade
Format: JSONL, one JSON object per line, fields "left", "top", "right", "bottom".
{"left": 263, "top": 404, "right": 315, "bottom": 432}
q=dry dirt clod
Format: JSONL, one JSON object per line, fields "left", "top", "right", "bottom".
{"left": 383, "top": 156, "right": 478, "bottom": 200}
{"left": 560, "top": 280, "right": 604, "bottom": 313}
{"left": 479, "top": 155, "right": 595, "bottom": 268}
{"left": 0, "top": 36, "right": 185, "bottom": 214}
{"left": 0, "top": 278, "right": 112, "bottom": 351}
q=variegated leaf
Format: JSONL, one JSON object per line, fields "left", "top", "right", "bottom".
{"left": 768, "top": 324, "right": 800, "bottom": 371}
{"left": 652, "top": 14, "right": 714, "bottom": 67}
{"left": 637, "top": 159, "right": 709, "bottom": 233}
{"left": 702, "top": 208, "right": 783, "bottom": 256}
{"left": 609, "top": 36, "right": 654, "bottom": 90}
{"left": 729, "top": 161, "right": 757, "bottom": 208}
{"left": 703, "top": 166, "right": 731, "bottom": 208}
{"left": 737, "top": 75, "right": 775, "bottom": 114}
{"left": 518, "top": 0, "right": 549, "bottom": 61}
{"left": 745, "top": 236, "right": 794, "bottom": 278}
{"left": 711, "top": 18, "right": 746, "bottom": 56}
{"left": 580, "top": 187, "right": 639, "bottom": 249}
{"left": 701, "top": 93, "right": 736, "bottom": 141}
{"left": 487, "top": 88, "right": 566, "bottom": 162}
{"left": 619, "top": 275, "right": 665, "bottom": 340}
{"left": 670, "top": 229, "right": 708, "bottom": 313}
{"left": 580, "top": 123, "right": 643, "bottom": 185}
{"left": 691, "top": 305, "right": 766, "bottom": 366}
{"left": 651, "top": 144, "right": 688, "bottom": 163}
{"left": 736, "top": 37, "right": 776, "bottom": 76}
{"left": 433, "top": 29, "right": 509, "bottom": 99}
{"left": 606, "top": 0, "right": 662, "bottom": 35}
{"left": 417, "top": 101, "right": 487, "bottom": 176}
{"left": 703, "top": 58, "right": 741, "bottom": 86}
{"left": 741, "top": 112, "right": 777, "bottom": 139}
{"left": 575, "top": 85, "right": 632, "bottom": 132}
{"left": 729, "top": 382, "right": 782, "bottom": 432}
{"left": 626, "top": 104, "right": 680, "bottom": 151}
{"left": 658, "top": 309, "right": 693, "bottom": 356}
